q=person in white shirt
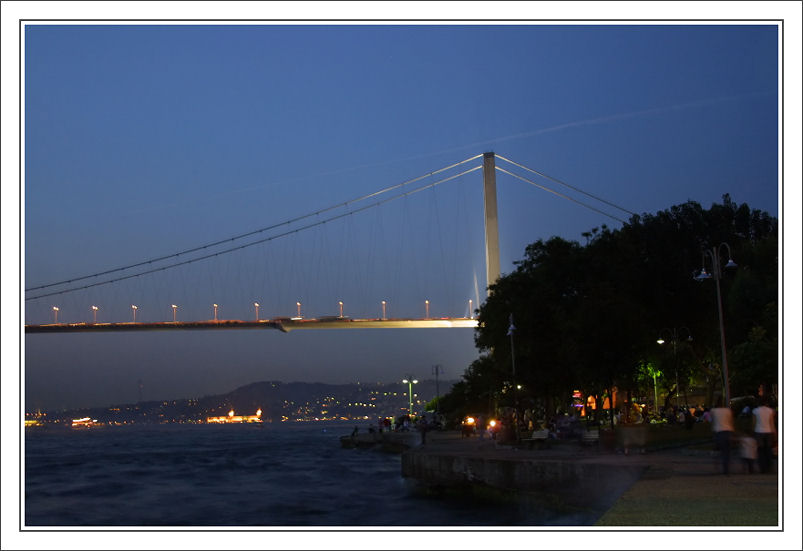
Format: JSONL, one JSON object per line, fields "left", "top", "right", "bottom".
{"left": 709, "top": 397, "right": 735, "bottom": 475}
{"left": 752, "top": 397, "right": 777, "bottom": 473}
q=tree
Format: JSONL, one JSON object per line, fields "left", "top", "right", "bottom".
{"left": 437, "top": 196, "right": 777, "bottom": 424}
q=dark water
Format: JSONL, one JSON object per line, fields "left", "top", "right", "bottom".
{"left": 25, "top": 423, "right": 569, "bottom": 527}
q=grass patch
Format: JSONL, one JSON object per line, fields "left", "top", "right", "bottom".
{"left": 595, "top": 473, "right": 778, "bottom": 526}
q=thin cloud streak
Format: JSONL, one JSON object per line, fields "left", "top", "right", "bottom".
{"left": 124, "top": 92, "right": 770, "bottom": 217}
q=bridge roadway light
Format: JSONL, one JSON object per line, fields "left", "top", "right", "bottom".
{"left": 693, "top": 242, "right": 737, "bottom": 404}
{"left": 254, "top": 302, "right": 260, "bottom": 321}
{"left": 425, "top": 300, "right": 429, "bottom": 319}
{"left": 131, "top": 305, "right": 138, "bottom": 323}
{"left": 52, "top": 306, "right": 59, "bottom": 324}
{"left": 91, "top": 305, "right": 98, "bottom": 324}
{"left": 213, "top": 304, "right": 218, "bottom": 321}
{"left": 402, "top": 376, "right": 418, "bottom": 416}
{"left": 171, "top": 304, "right": 178, "bottom": 323}
{"left": 468, "top": 299, "right": 473, "bottom": 319}
{"left": 296, "top": 301, "right": 302, "bottom": 318}
{"left": 381, "top": 301, "right": 387, "bottom": 320}
{"left": 338, "top": 301, "right": 343, "bottom": 318}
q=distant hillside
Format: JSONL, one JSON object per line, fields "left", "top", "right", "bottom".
{"left": 39, "top": 379, "right": 460, "bottom": 424}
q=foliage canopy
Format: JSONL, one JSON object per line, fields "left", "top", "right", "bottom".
{"left": 440, "top": 195, "right": 777, "bottom": 423}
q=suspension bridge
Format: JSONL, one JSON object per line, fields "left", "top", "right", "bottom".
{"left": 25, "top": 152, "right": 633, "bottom": 334}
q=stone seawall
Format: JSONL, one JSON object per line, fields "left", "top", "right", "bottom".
{"left": 401, "top": 438, "right": 646, "bottom": 516}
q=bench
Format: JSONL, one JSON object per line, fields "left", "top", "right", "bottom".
{"left": 520, "top": 429, "right": 550, "bottom": 450}
{"left": 581, "top": 428, "right": 600, "bottom": 446}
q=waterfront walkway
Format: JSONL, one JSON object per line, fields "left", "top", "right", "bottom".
{"left": 403, "top": 430, "right": 779, "bottom": 527}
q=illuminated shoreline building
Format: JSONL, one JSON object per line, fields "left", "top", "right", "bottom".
{"left": 206, "top": 409, "right": 263, "bottom": 424}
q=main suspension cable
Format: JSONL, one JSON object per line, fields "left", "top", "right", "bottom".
{"left": 26, "top": 153, "right": 484, "bottom": 293}
{"left": 494, "top": 154, "right": 636, "bottom": 216}
{"left": 495, "top": 166, "right": 628, "bottom": 224}
{"left": 26, "top": 165, "right": 483, "bottom": 301}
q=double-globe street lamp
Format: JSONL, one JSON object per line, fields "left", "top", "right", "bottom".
{"left": 402, "top": 375, "right": 418, "bottom": 416}
{"left": 657, "top": 327, "right": 692, "bottom": 408}
{"left": 694, "top": 242, "right": 737, "bottom": 404}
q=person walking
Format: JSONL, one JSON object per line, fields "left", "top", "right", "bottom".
{"left": 709, "top": 397, "right": 735, "bottom": 475}
{"left": 752, "top": 397, "right": 777, "bottom": 473}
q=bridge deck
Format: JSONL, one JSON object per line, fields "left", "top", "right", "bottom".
{"left": 25, "top": 318, "right": 478, "bottom": 334}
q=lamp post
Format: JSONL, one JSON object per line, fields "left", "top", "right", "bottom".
{"left": 468, "top": 299, "right": 473, "bottom": 319}
{"left": 254, "top": 302, "right": 260, "bottom": 321}
{"left": 171, "top": 304, "right": 178, "bottom": 323}
{"left": 131, "top": 305, "right": 138, "bottom": 323}
{"left": 296, "top": 301, "right": 302, "bottom": 318}
{"left": 432, "top": 364, "right": 443, "bottom": 414}
{"left": 52, "top": 306, "right": 59, "bottom": 324}
{"left": 694, "top": 243, "right": 737, "bottom": 404}
{"left": 91, "top": 305, "right": 98, "bottom": 324}
{"left": 652, "top": 370, "right": 658, "bottom": 415}
{"left": 213, "top": 303, "right": 218, "bottom": 321}
{"left": 508, "top": 313, "right": 519, "bottom": 439}
{"left": 381, "top": 300, "right": 387, "bottom": 320}
{"left": 402, "top": 375, "right": 418, "bottom": 416}
{"left": 657, "top": 327, "right": 692, "bottom": 408}
{"left": 338, "top": 301, "right": 343, "bottom": 318}
{"left": 424, "top": 300, "right": 430, "bottom": 319}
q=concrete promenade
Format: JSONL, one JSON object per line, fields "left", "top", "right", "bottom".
{"left": 401, "top": 430, "right": 779, "bottom": 527}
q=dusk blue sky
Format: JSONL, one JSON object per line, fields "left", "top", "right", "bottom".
{"left": 22, "top": 24, "right": 781, "bottom": 410}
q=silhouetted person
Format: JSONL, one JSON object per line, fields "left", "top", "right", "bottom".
{"left": 417, "top": 415, "right": 428, "bottom": 445}
{"left": 684, "top": 408, "right": 695, "bottom": 430}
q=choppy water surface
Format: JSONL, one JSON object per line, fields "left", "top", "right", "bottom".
{"left": 25, "top": 423, "right": 567, "bottom": 527}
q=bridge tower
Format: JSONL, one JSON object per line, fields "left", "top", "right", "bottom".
{"left": 482, "top": 152, "right": 501, "bottom": 294}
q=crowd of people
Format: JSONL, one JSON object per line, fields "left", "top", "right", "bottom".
{"left": 708, "top": 396, "right": 777, "bottom": 475}
{"left": 350, "top": 397, "right": 777, "bottom": 475}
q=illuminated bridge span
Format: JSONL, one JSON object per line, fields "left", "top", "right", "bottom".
{"left": 25, "top": 152, "right": 634, "bottom": 333}
{"left": 25, "top": 317, "right": 478, "bottom": 334}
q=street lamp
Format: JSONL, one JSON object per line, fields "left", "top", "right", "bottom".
{"left": 254, "top": 302, "right": 260, "bottom": 321}
{"left": 657, "top": 327, "right": 692, "bottom": 408}
{"left": 338, "top": 301, "right": 344, "bottom": 318}
{"left": 213, "top": 303, "right": 218, "bottom": 321}
{"left": 381, "top": 300, "right": 387, "bottom": 320}
{"left": 468, "top": 299, "right": 473, "bottom": 319}
{"left": 52, "top": 306, "right": 59, "bottom": 324}
{"left": 296, "top": 301, "right": 302, "bottom": 318}
{"left": 91, "top": 305, "right": 98, "bottom": 324}
{"left": 131, "top": 305, "right": 138, "bottom": 323}
{"left": 432, "top": 365, "right": 443, "bottom": 414}
{"left": 424, "top": 300, "right": 430, "bottom": 319}
{"left": 694, "top": 242, "right": 737, "bottom": 404}
{"left": 402, "top": 375, "right": 418, "bottom": 416}
{"left": 171, "top": 304, "right": 178, "bottom": 323}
